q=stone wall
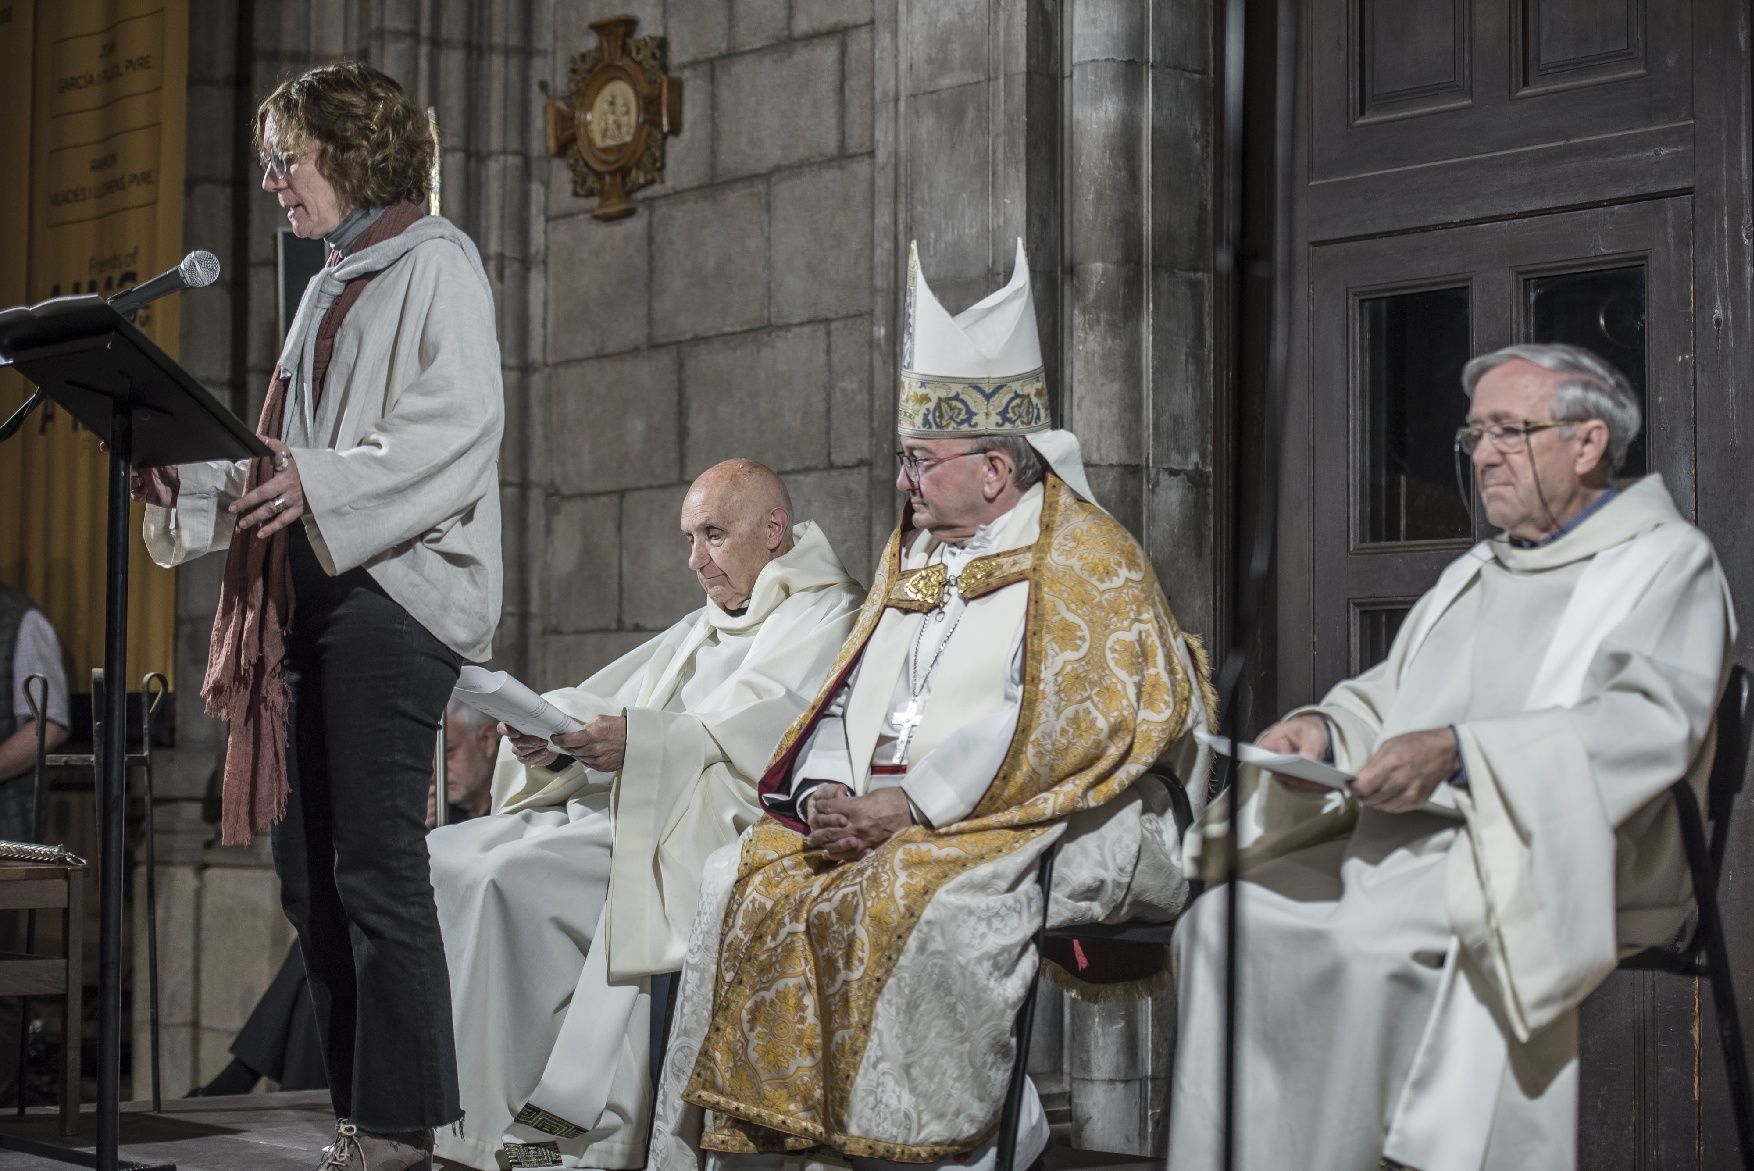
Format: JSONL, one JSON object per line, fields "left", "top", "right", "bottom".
{"left": 539, "top": 0, "right": 882, "bottom": 685}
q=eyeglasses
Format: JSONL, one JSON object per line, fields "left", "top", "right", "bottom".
{"left": 1454, "top": 419, "right": 1574, "bottom": 455}
{"left": 257, "top": 146, "right": 298, "bottom": 178}
{"left": 894, "top": 448, "right": 989, "bottom": 484}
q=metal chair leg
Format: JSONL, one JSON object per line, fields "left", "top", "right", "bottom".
{"left": 1695, "top": 848, "right": 1754, "bottom": 1169}
{"left": 995, "top": 970, "right": 1044, "bottom": 1171}
{"left": 641, "top": 972, "right": 682, "bottom": 1169}
{"left": 996, "top": 848, "right": 1057, "bottom": 1171}
{"left": 17, "top": 674, "right": 50, "bottom": 1115}
{"left": 141, "top": 673, "right": 168, "bottom": 1114}
{"left": 1674, "top": 780, "right": 1754, "bottom": 1170}
{"left": 1704, "top": 918, "right": 1754, "bottom": 1171}
{"left": 12, "top": 995, "right": 26, "bottom": 1118}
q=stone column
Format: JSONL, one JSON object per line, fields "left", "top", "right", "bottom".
{"left": 1059, "top": 2, "right": 1212, "bottom": 1153}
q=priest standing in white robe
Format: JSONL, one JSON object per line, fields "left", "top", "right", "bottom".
{"left": 428, "top": 459, "right": 862, "bottom": 1170}
{"left": 649, "top": 242, "right": 1215, "bottom": 1171}
{"left": 1169, "top": 343, "right": 1736, "bottom": 1171}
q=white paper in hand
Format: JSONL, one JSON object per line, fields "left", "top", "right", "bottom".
{"left": 1195, "top": 728, "right": 1353, "bottom": 790}
{"left": 453, "top": 666, "right": 602, "bottom": 739}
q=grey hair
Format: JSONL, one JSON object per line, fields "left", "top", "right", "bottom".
{"left": 1460, "top": 343, "right": 1642, "bottom": 474}
{"left": 973, "top": 435, "right": 1045, "bottom": 489}
{"left": 445, "top": 698, "right": 494, "bottom": 732}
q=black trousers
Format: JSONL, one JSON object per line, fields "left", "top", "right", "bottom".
{"left": 229, "top": 943, "right": 326, "bottom": 1091}
{"left": 272, "top": 530, "right": 462, "bottom": 1132}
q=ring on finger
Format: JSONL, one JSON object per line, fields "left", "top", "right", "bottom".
{"left": 271, "top": 495, "right": 288, "bottom": 513}
{"left": 275, "top": 452, "right": 291, "bottom": 472}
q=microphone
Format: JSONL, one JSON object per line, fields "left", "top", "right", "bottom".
{"left": 109, "top": 250, "right": 221, "bottom": 318}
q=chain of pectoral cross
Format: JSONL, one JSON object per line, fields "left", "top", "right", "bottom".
{"left": 892, "top": 573, "right": 964, "bottom": 763}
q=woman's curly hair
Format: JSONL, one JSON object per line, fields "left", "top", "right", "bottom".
{"left": 256, "top": 61, "right": 433, "bottom": 209}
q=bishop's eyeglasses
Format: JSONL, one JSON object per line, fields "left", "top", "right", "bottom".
{"left": 894, "top": 448, "right": 989, "bottom": 483}
{"left": 1453, "top": 419, "right": 1573, "bottom": 455}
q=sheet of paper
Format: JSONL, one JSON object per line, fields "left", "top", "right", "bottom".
{"left": 1195, "top": 728, "right": 1354, "bottom": 790}
{"left": 452, "top": 666, "right": 604, "bottom": 739}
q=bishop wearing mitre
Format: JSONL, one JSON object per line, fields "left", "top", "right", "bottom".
{"left": 647, "top": 240, "right": 1216, "bottom": 1171}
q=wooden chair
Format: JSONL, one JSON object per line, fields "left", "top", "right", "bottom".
{"left": 0, "top": 859, "right": 85, "bottom": 1136}
{"left": 1618, "top": 663, "right": 1754, "bottom": 1169}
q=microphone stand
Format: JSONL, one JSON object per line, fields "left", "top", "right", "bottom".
{"left": 1213, "top": 0, "right": 1298, "bottom": 1168}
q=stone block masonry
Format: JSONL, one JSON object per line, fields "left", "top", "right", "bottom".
{"left": 542, "top": 0, "right": 880, "bottom": 683}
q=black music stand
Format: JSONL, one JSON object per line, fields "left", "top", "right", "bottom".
{"left": 0, "top": 294, "right": 266, "bottom": 1171}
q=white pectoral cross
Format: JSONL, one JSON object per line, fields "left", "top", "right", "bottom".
{"left": 890, "top": 695, "right": 926, "bottom": 765}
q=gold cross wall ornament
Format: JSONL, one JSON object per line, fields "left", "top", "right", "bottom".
{"left": 545, "top": 15, "right": 682, "bottom": 221}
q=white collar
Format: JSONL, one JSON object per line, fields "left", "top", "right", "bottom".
{"left": 939, "top": 501, "right": 1020, "bottom": 568}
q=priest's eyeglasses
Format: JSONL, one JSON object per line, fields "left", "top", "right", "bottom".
{"left": 1454, "top": 420, "right": 1573, "bottom": 455}
{"left": 895, "top": 449, "right": 989, "bottom": 483}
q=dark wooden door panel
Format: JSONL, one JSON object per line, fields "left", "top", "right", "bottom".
{"left": 1312, "top": 0, "right": 1691, "bottom": 181}
{"left": 1519, "top": 0, "right": 1649, "bottom": 93}
{"left": 1355, "top": 0, "right": 1471, "bottom": 122}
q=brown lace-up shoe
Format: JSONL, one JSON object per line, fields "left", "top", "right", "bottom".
{"left": 316, "top": 1119, "right": 436, "bottom": 1171}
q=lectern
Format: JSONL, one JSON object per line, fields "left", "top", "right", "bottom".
{"left": 0, "top": 295, "right": 266, "bottom": 1171}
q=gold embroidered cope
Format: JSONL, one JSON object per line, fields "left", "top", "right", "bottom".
{"left": 885, "top": 550, "right": 1033, "bottom": 613}
{"left": 682, "top": 474, "right": 1206, "bottom": 1160}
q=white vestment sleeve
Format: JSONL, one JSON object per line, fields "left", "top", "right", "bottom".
{"left": 1446, "top": 527, "right": 1733, "bottom": 1038}
{"left": 492, "top": 622, "right": 693, "bottom": 813}
{"left": 901, "top": 631, "right": 1025, "bottom": 827}
{"left": 765, "top": 670, "right": 857, "bottom": 817}
{"left": 142, "top": 458, "right": 249, "bottom": 567}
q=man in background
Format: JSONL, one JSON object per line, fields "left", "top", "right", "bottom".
{"left": 0, "top": 583, "right": 69, "bottom": 834}
{"left": 0, "top": 582, "right": 69, "bottom": 1106}
{"left": 429, "top": 701, "right": 498, "bottom": 826}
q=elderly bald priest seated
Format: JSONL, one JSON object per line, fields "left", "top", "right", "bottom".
{"left": 1169, "top": 343, "right": 1736, "bottom": 1171}
{"left": 649, "top": 242, "right": 1216, "bottom": 1171}
{"left": 427, "top": 459, "right": 862, "bottom": 1171}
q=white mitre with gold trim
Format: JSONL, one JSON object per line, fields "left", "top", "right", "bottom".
{"left": 900, "top": 238, "right": 1097, "bottom": 503}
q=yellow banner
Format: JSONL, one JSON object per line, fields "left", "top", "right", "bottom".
{"left": 0, "top": 0, "right": 188, "bottom": 695}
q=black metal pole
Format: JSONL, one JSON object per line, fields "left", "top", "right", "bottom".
{"left": 18, "top": 676, "right": 50, "bottom": 1117}
{"left": 97, "top": 399, "right": 131, "bottom": 1171}
{"left": 1216, "top": 1, "right": 1249, "bottom": 1167}
{"left": 1214, "top": 0, "right": 1299, "bottom": 1168}
{"left": 140, "top": 681, "right": 162, "bottom": 1114}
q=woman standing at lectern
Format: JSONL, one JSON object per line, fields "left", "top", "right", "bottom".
{"left": 133, "top": 61, "right": 502, "bottom": 1171}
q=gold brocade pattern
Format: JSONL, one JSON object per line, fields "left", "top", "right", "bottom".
{"left": 683, "top": 475, "right": 1203, "bottom": 1160}
{"left": 887, "top": 549, "right": 1033, "bottom": 612}
{"left": 889, "top": 561, "right": 949, "bottom": 611}
{"left": 897, "top": 369, "right": 1051, "bottom": 437}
